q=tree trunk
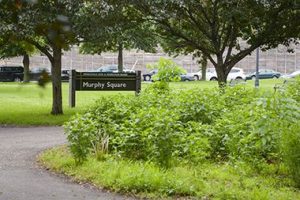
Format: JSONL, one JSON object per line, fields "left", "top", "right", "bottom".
{"left": 200, "top": 56, "right": 207, "bottom": 81}
{"left": 214, "top": 54, "right": 228, "bottom": 87}
{"left": 118, "top": 42, "right": 123, "bottom": 72}
{"left": 50, "top": 46, "right": 63, "bottom": 115}
{"left": 22, "top": 53, "right": 30, "bottom": 83}
{"left": 215, "top": 64, "right": 228, "bottom": 87}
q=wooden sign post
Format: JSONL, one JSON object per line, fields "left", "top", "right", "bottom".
{"left": 69, "top": 70, "right": 141, "bottom": 107}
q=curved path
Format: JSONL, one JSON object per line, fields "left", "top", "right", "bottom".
{"left": 0, "top": 127, "right": 133, "bottom": 200}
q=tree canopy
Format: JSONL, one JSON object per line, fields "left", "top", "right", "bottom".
{"left": 78, "top": 1, "right": 158, "bottom": 71}
{"left": 129, "top": 0, "right": 299, "bottom": 85}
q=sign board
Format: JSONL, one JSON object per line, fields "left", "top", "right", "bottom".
{"left": 69, "top": 70, "right": 141, "bottom": 107}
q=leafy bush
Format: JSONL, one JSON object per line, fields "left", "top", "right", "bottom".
{"left": 65, "top": 89, "right": 219, "bottom": 167}
{"left": 147, "top": 57, "right": 186, "bottom": 82}
{"left": 65, "top": 82, "right": 300, "bottom": 186}
{"left": 211, "top": 97, "right": 280, "bottom": 164}
{"left": 281, "top": 123, "right": 300, "bottom": 187}
{"left": 285, "top": 77, "right": 300, "bottom": 102}
{"left": 144, "top": 81, "right": 170, "bottom": 94}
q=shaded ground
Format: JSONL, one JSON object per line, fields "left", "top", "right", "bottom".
{"left": 0, "top": 127, "right": 133, "bottom": 200}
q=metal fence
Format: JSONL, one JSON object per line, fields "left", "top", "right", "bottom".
{"left": 2, "top": 45, "right": 300, "bottom": 74}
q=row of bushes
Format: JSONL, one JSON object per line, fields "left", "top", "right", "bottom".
{"left": 65, "top": 78, "right": 300, "bottom": 186}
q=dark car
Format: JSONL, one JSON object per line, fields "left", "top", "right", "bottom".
{"left": 246, "top": 69, "right": 281, "bottom": 80}
{"left": 143, "top": 69, "right": 158, "bottom": 81}
{"left": 0, "top": 65, "right": 24, "bottom": 82}
{"left": 61, "top": 69, "right": 70, "bottom": 81}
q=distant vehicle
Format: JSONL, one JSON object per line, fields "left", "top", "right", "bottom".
{"left": 30, "top": 67, "right": 50, "bottom": 81}
{"left": 95, "top": 65, "right": 135, "bottom": 73}
{"left": 246, "top": 69, "right": 281, "bottom": 80}
{"left": 0, "top": 65, "right": 24, "bottom": 82}
{"left": 143, "top": 69, "right": 194, "bottom": 81}
{"left": 189, "top": 67, "right": 246, "bottom": 81}
{"left": 282, "top": 70, "right": 300, "bottom": 79}
{"left": 30, "top": 68, "right": 70, "bottom": 82}
{"left": 61, "top": 69, "right": 70, "bottom": 82}
{"left": 143, "top": 69, "right": 158, "bottom": 81}
{"left": 180, "top": 74, "right": 195, "bottom": 81}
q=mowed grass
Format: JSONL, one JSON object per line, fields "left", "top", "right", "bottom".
{"left": 0, "top": 82, "right": 134, "bottom": 125}
{"left": 0, "top": 79, "right": 284, "bottom": 126}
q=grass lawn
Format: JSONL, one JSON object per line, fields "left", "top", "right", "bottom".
{"left": 0, "top": 79, "right": 284, "bottom": 126}
{"left": 39, "top": 146, "right": 300, "bottom": 199}
{"left": 0, "top": 82, "right": 134, "bottom": 125}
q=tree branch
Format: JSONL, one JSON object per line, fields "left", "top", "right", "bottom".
{"left": 24, "top": 38, "right": 53, "bottom": 63}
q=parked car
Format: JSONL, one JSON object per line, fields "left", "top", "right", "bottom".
{"left": 180, "top": 74, "right": 195, "bottom": 81}
{"left": 0, "top": 65, "right": 24, "bottom": 82}
{"left": 29, "top": 67, "right": 50, "bottom": 81}
{"left": 143, "top": 69, "right": 158, "bottom": 81}
{"left": 282, "top": 70, "right": 300, "bottom": 79}
{"left": 30, "top": 68, "right": 70, "bottom": 82}
{"left": 61, "top": 69, "right": 70, "bottom": 81}
{"left": 246, "top": 69, "right": 281, "bottom": 80}
{"left": 191, "top": 67, "right": 246, "bottom": 81}
{"left": 95, "top": 65, "right": 135, "bottom": 73}
{"left": 143, "top": 69, "right": 194, "bottom": 82}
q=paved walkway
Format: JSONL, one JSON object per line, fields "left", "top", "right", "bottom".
{"left": 0, "top": 127, "right": 133, "bottom": 200}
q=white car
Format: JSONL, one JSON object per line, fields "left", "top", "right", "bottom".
{"left": 95, "top": 65, "right": 135, "bottom": 73}
{"left": 189, "top": 67, "right": 246, "bottom": 81}
{"left": 282, "top": 70, "right": 300, "bottom": 79}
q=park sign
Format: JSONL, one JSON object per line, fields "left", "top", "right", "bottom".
{"left": 69, "top": 70, "right": 141, "bottom": 107}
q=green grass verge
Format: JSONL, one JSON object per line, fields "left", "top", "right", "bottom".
{"left": 0, "top": 79, "right": 283, "bottom": 126}
{"left": 39, "top": 146, "right": 300, "bottom": 199}
{"left": 0, "top": 82, "right": 133, "bottom": 125}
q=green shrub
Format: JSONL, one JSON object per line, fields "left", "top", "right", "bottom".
{"left": 176, "top": 89, "right": 224, "bottom": 124}
{"left": 65, "top": 89, "right": 220, "bottom": 167}
{"left": 65, "top": 113, "right": 98, "bottom": 164}
{"left": 65, "top": 82, "right": 300, "bottom": 179}
{"left": 144, "top": 81, "right": 170, "bottom": 94}
{"left": 147, "top": 57, "right": 186, "bottom": 82}
{"left": 285, "top": 77, "right": 300, "bottom": 102}
{"left": 211, "top": 97, "right": 281, "bottom": 164}
{"left": 281, "top": 123, "right": 300, "bottom": 187}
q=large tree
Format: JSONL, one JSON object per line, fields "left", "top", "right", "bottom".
{"left": 129, "top": 0, "right": 299, "bottom": 86}
{"left": 78, "top": 1, "right": 158, "bottom": 72}
{"left": 0, "top": 0, "right": 83, "bottom": 114}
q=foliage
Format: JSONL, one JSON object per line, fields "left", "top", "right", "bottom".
{"left": 281, "top": 123, "right": 300, "bottom": 187}
{"left": 147, "top": 58, "right": 186, "bottom": 82}
{"left": 279, "top": 78, "right": 300, "bottom": 187}
{"left": 129, "top": 0, "right": 299, "bottom": 85}
{"left": 145, "top": 81, "right": 170, "bottom": 94}
{"left": 65, "top": 89, "right": 214, "bottom": 166}
{"left": 78, "top": 1, "right": 158, "bottom": 71}
{"left": 0, "top": 38, "right": 35, "bottom": 59}
{"left": 65, "top": 80, "right": 300, "bottom": 188}
{"left": 284, "top": 77, "right": 300, "bottom": 102}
